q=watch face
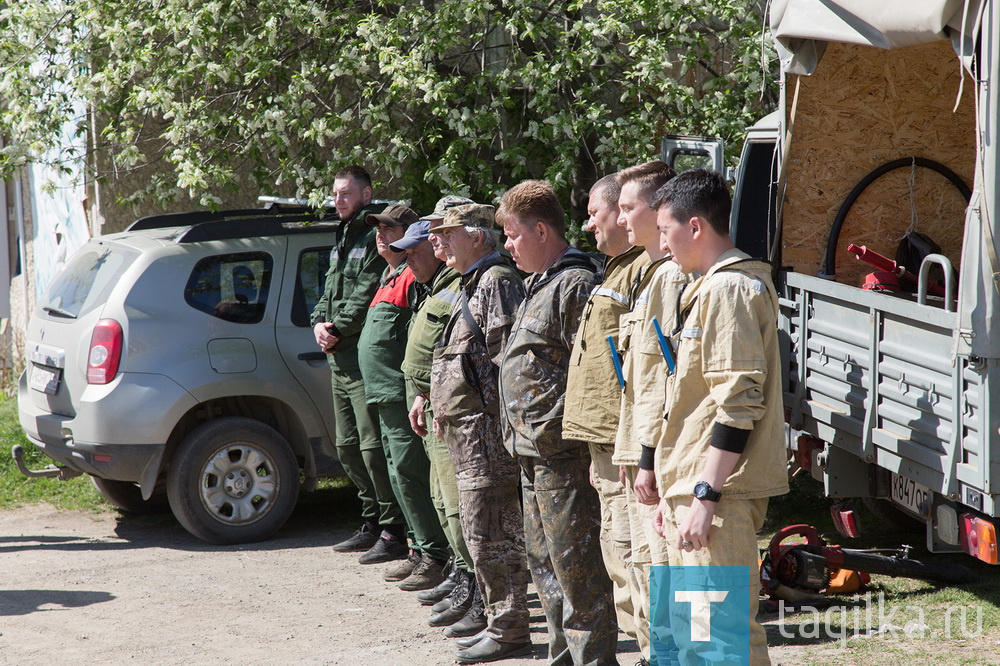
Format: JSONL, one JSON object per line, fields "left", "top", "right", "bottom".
{"left": 694, "top": 481, "right": 718, "bottom": 501}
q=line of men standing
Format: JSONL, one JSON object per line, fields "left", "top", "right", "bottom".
{"left": 312, "top": 164, "right": 788, "bottom": 665}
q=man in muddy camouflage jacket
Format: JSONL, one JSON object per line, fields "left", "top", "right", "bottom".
{"left": 429, "top": 204, "right": 530, "bottom": 664}
{"left": 498, "top": 180, "right": 618, "bottom": 666}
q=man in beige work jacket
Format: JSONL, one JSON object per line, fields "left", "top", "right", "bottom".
{"left": 612, "top": 160, "right": 687, "bottom": 666}
{"left": 651, "top": 169, "right": 788, "bottom": 665}
{"left": 562, "top": 174, "right": 648, "bottom": 652}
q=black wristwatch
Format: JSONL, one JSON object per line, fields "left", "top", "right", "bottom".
{"left": 693, "top": 481, "right": 721, "bottom": 502}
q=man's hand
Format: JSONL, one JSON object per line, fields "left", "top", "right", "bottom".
{"left": 618, "top": 465, "right": 626, "bottom": 486}
{"left": 634, "top": 468, "right": 659, "bottom": 505}
{"left": 408, "top": 394, "right": 428, "bottom": 437}
{"left": 313, "top": 322, "right": 340, "bottom": 353}
{"left": 676, "top": 499, "right": 715, "bottom": 551}
{"left": 653, "top": 498, "right": 668, "bottom": 538}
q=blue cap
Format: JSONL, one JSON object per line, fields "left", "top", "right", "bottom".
{"left": 389, "top": 218, "right": 431, "bottom": 252}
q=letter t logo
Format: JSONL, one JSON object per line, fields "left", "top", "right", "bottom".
{"left": 674, "top": 590, "right": 729, "bottom": 641}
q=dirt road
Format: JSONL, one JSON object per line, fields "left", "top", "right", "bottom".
{"left": 0, "top": 499, "right": 643, "bottom": 665}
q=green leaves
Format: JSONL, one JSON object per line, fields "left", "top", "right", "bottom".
{"left": 0, "top": 0, "right": 776, "bottom": 218}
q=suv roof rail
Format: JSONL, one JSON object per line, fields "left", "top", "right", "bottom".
{"left": 128, "top": 203, "right": 340, "bottom": 232}
{"left": 257, "top": 195, "right": 397, "bottom": 210}
{"left": 176, "top": 214, "right": 339, "bottom": 243}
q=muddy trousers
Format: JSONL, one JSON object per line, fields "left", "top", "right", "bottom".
{"left": 520, "top": 447, "right": 618, "bottom": 665}
{"left": 459, "top": 481, "right": 530, "bottom": 643}
{"left": 421, "top": 400, "right": 473, "bottom": 572}
{"left": 375, "top": 400, "right": 449, "bottom": 561}
{"left": 330, "top": 367, "right": 403, "bottom": 527}
{"left": 589, "top": 442, "right": 637, "bottom": 641}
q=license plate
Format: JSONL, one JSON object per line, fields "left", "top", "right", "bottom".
{"left": 890, "top": 473, "right": 931, "bottom": 517}
{"left": 29, "top": 363, "right": 61, "bottom": 395}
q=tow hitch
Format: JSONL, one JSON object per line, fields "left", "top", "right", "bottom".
{"left": 11, "top": 445, "right": 83, "bottom": 481}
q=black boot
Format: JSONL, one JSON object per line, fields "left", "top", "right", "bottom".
{"left": 455, "top": 637, "right": 532, "bottom": 664}
{"left": 431, "top": 568, "right": 469, "bottom": 613}
{"left": 418, "top": 559, "right": 457, "bottom": 605}
{"left": 444, "top": 579, "right": 487, "bottom": 637}
{"left": 428, "top": 569, "right": 473, "bottom": 627}
{"left": 331, "top": 520, "right": 378, "bottom": 552}
{"left": 455, "top": 629, "right": 487, "bottom": 649}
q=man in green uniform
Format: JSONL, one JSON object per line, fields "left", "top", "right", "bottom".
{"left": 310, "top": 165, "right": 400, "bottom": 556}
{"left": 393, "top": 196, "right": 477, "bottom": 596}
{"left": 356, "top": 203, "right": 436, "bottom": 569}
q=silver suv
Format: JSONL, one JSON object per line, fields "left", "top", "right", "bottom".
{"left": 17, "top": 202, "right": 343, "bottom": 544}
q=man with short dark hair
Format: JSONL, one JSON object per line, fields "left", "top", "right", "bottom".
{"left": 311, "top": 166, "right": 402, "bottom": 557}
{"left": 562, "top": 174, "right": 649, "bottom": 653}
{"left": 499, "top": 180, "right": 617, "bottom": 665}
{"left": 612, "top": 160, "right": 686, "bottom": 666}
{"left": 650, "top": 169, "right": 788, "bottom": 664}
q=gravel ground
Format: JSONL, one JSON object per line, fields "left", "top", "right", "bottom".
{"left": 0, "top": 500, "right": 643, "bottom": 665}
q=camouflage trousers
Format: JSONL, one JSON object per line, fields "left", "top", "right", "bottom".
{"left": 458, "top": 480, "right": 530, "bottom": 643}
{"left": 520, "top": 446, "right": 618, "bottom": 665}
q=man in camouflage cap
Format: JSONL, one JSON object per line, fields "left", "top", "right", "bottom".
{"left": 429, "top": 204, "right": 531, "bottom": 663}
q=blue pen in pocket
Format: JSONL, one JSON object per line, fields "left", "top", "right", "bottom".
{"left": 607, "top": 336, "right": 625, "bottom": 388}
{"left": 650, "top": 317, "right": 676, "bottom": 374}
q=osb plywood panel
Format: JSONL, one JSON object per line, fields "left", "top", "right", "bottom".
{"left": 782, "top": 40, "right": 975, "bottom": 286}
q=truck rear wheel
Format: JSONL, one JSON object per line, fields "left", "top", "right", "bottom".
{"left": 167, "top": 417, "right": 300, "bottom": 544}
{"left": 861, "top": 497, "right": 924, "bottom": 533}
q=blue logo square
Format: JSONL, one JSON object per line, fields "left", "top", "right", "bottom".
{"left": 650, "top": 565, "right": 761, "bottom": 665}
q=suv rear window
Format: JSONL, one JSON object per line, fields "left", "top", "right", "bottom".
{"left": 41, "top": 242, "right": 139, "bottom": 319}
{"left": 291, "top": 247, "right": 332, "bottom": 327}
{"left": 185, "top": 252, "right": 273, "bottom": 324}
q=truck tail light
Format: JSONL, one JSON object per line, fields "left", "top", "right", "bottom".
{"left": 960, "top": 513, "right": 999, "bottom": 564}
{"left": 87, "top": 319, "right": 123, "bottom": 385}
{"left": 794, "top": 435, "right": 824, "bottom": 473}
{"left": 831, "top": 504, "right": 861, "bottom": 538}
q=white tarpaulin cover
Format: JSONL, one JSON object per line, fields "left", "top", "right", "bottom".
{"left": 770, "top": 0, "right": 984, "bottom": 73}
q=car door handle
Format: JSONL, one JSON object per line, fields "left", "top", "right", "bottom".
{"left": 297, "top": 352, "right": 327, "bottom": 361}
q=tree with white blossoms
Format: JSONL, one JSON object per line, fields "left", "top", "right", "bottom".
{"left": 0, "top": 0, "right": 776, "bottom": 219}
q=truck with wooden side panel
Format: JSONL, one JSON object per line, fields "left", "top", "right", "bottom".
{"left": 729, "top": 0, "right": 1000, "bottom": 563}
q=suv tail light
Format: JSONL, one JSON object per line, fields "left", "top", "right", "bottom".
{"left": 87, "top": 319, "right": 123, "bottom": 384}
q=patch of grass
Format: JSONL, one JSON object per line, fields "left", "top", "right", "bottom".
{"left": 0, "top": 397, "right": 106, "bottom": 511}
{"left": 761, "top": 470, "right": 1000, "bottom": 665}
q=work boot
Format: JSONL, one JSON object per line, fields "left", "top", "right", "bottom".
{"left": 428, "top": 569, "right": 473, "bottom": 627}
{"left": 384, "top": 550, "right": 421, "bottom": 582}
{"left": 417, "top": 560, "right": 458, "bottom": 605}
{"left": 444, "top": 580, "right": 487, "bottom": 637}
{"left": 455, "top": 630, "right": 487, "bottom": 649}
{"left": 431, "top": 568, "right": 470, "bottom": 613}
{"left": 455, "top": 636, "right": 532, "bottom": 664}
{"left": 358, "top": 531, "right": 408, "bottom": 564}
{"left": 398, "top": 554, "right": 447, "bottom": 591}
{"left": 331, "top": 521, "right": 378, "bottom": 553}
